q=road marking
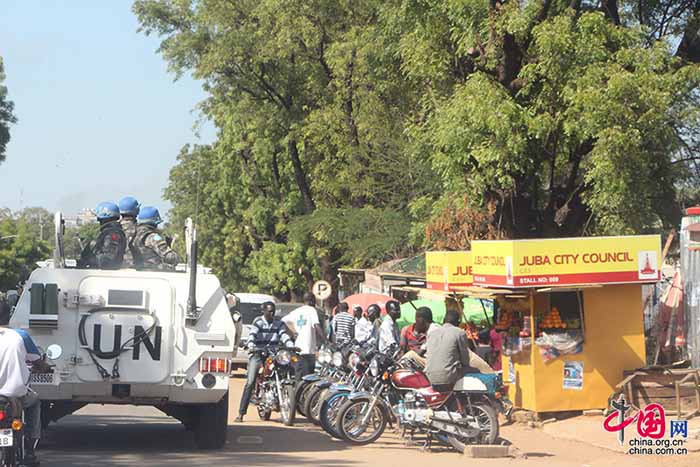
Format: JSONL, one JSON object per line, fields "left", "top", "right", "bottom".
{"left": 236, "top": 435, "right": 263, "bottom": 444}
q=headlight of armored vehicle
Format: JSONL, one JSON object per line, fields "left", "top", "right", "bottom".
{"left": 46, "top": 344, "right": 63, "bottom": 360}
{"left": 276, "top": 349, "right": 292, "bottom": 365}
{"left": 332, "top": 351, "right": 343, "bottom": 368}
{"left": 369, "top": 357, "right": 380, "bottom": 377}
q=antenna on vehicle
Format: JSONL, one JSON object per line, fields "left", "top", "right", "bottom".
{"left": 53, "top": 212, "right": 65, "bottom": 268}
{"left": 186, "top": 158, "right": 203, "bottom": 320}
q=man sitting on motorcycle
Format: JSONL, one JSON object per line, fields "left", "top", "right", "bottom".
{"left": 425, "top": 309, "right": 493, "bottom": 392}
{"left": 235, "top": 301, "right": 294, "bottom": 423}
{"left": 0, "top": 308, "right": 43, "bottom": 466}
{"left": 400, "top": 307, "right": 440, "bottom": 368}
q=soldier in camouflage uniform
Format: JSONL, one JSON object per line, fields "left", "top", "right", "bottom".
{"left": 133, "top": 206, "right": 180, "bottom": 270}
{"left": 118, "top": 196, "right": 140, "bottom": 268}
{"left": 78, "top": 202, "right": 127, "bottom": 269}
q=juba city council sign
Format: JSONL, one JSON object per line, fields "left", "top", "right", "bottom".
{"left": 471, "top": 235, "right": 661, "bottom": 288}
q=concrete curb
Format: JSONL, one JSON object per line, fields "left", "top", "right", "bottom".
{"left": 461, "top": 445, "right": 512, "bottom": 458}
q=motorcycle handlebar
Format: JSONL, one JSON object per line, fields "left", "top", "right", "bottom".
{"left": 250, "top": 345, "right": 301, "bottom": 354}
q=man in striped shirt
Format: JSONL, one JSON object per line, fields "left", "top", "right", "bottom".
{"left": 332, "top": 302, "right": 355, "bottom": 346}
{"left": 235, "top": 301, "right": 293, "bottom": 422}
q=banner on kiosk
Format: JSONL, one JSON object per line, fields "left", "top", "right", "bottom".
{"left": 471, "top": 235, "right": 661, "bottom": 288}
{"left": 426, "top": 251, "right": 473, "bottom": 291}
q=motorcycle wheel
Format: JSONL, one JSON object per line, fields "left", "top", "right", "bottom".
{"left": 279, "top": 383, "right": 296, "bottom": 427}
{"left": 302, "top": 386, "right": 325, "bottom": 425}
{"left": 309, "top": 388, "right": 331, "bottom": 425}
{"left": 337, "top": 396, "right": 387, "bottom": 445}
{"left": 257, "top": 405, "right": 272, "bottom": 421}
{"left": 446, "top": 401, "right": 499, "bottom": 452}
{"left": 295, "top": 381, "right": 312, "bottom": 418}
{"left": 320, "top": 391, "right": 350, "bottom": 440}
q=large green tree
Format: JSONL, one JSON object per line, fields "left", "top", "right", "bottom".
{"left": 0, "top": 56, "right": 17, "bottom": 164}
{"left": 384, "top": 0, "right": 700, "bottom": 240}
{"left": 135, "top": 0, "right": 700, "bottom": 297}
{"left": 135, "top": 0, "right": 435, "bottom": 299}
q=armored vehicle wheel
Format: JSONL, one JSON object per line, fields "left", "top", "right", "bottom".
{"left": 193, "top": 392, "right": 229, "bottom": 450}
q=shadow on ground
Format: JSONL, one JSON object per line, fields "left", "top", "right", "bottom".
{"left": 41, "top": 414, "right": 358, "bottom": 467}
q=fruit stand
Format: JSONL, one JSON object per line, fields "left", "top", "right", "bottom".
{"left": 471, "top": 235, "right": 661, "bottom": 414}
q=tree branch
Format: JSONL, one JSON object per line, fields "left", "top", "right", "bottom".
{"left": 288, "top": 138, "right": 316, "bottom": 213}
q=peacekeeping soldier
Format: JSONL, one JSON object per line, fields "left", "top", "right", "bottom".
{"left": 78, "top": 201, "right": 127, "bottom": 269}
{"left": 133, "top": 206, "right": 180, "bottom": 270}
{"left": 118, "top": 196, "right": 140, "bottom": 268}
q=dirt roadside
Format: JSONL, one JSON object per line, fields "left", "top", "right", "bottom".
{"left": 227, "top": 374, "right": 700, "bottom": 467}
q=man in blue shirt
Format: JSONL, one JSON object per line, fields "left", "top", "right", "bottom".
{"left": 235, "top": 301, "right": 293, "bottom": 422}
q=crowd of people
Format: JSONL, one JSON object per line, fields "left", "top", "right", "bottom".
{"left": 234, "top": 294, "right": 498, "bottom": 422}
{"left": 77, "top": 196, "right": 180, "bottom": 270}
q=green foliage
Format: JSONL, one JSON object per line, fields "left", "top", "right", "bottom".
{"left": 63, "top": 222, "right": 100, "bottom": 259}
{"left": 0, "top": 56, "right": 17, "bottom": 164}
{"left": 135, "top": 0, "right": 434, "bottom": 299}
{"left": 0, "top": 218, "right": 50, "bottom": 290}
{"left": 16, "top": 207, "right": 55, "bottom": 241}
{"left": 135, "top": 0, "right": 700, "bottom": 297}
{"left": 288, "top": 207, "right": 413, "bottom": 267}
{"left": 402, "top": 7, "right": 700, "bottom": 237}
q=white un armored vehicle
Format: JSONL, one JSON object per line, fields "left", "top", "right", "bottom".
{"left": 9, "top": 214, "right": 236, "bottom": 449}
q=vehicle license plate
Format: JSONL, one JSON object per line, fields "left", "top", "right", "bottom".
{"left": 0, "top": 429, "right": 13, "bottom": 447}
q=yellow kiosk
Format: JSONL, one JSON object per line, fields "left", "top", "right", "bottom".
{"left": 469, "top": 235, "right": 660, "bottom": 414}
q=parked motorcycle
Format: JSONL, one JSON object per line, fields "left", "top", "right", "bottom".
{"left": 0, "top": 397, "right": 25, "bottom": 467}
{"left": 295, "top": 346, "right": 335, "bottom": 419}
{"left": 336, "top": 349, "right": 511, "bottom": 451}
{"left": 318, "top": 344, "right": 376, "bottom": 439}
{"left": 251, "top": 345, "right": 301, "bottom": 426}
{"left": 301, "top": 342, "right": 360, "bottom": 424}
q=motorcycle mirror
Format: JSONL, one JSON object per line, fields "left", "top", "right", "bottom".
{"left": 232, "top": 311, "right": 242, "bottom": 323}
{"left": 46, "top": 344, "right": 63, "bottom": 360}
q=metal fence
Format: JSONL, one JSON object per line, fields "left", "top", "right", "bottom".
{"left": 681, "top": 210, "right": 700, "bottom": 368}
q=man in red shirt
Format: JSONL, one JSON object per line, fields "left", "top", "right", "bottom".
{"left": 400, "top": 307, "right": 437, "bottom": 368}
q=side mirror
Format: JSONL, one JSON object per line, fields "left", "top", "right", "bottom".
{"left": 232, "top": 311, "right": 242, "bottom": 323}
{"left": 46, "top": 344, "right": 63, "bottom": 360}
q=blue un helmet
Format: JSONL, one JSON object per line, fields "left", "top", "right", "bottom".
{"left": 118, "top": 196, "right": 140, "bottom": 216}
{"left": 137, "top": 206, "right": 163, "bottom": 225}
{"left": 95, "top": 201, "right": 120, "bottom": 221}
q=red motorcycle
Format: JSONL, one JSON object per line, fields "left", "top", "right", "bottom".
{"left": 335, "top": 351, "right": 511, "bottom": 451}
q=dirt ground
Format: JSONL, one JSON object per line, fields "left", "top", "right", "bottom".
{"left": 226, "top": 371, "right": 700, "bottom": 467}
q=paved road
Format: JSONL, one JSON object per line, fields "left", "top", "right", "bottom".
{"left": 37, "top": 374, "right": 700, "bottom": 467}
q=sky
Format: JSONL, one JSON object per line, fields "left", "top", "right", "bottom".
{"left": 0, "top": 1, "right": 215, "bottom": 217}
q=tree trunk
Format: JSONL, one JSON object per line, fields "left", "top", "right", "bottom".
{"left": 601, "top": 0, "right": 621, "bottom": 25}
{"left": 344, "top": 49, "right": 360, "bottom": 149}
{"left": 287, "top": 138, "right": 316, "bottom": 213}
{"left": 318, "top": 250, "right": 340, "bottom": 312}
{"left": 676, "top": 2, "right": 700, "bottom": 63}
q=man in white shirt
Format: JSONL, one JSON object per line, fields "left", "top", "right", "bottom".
{"left": 352, "top": 305, "right": 373, "bottom": 344}
{"left": 283, "top": 293, "right": 326, "bottom": 377}
{"left": 0, "top": 309, "right": 42, "bottom": 466}
{"left": 379, "top": 300, "right": 402, "bottom": 353}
